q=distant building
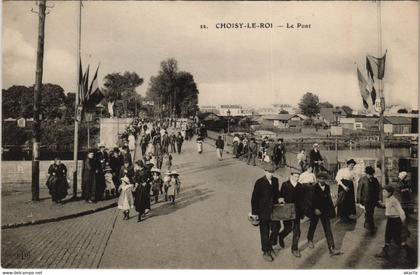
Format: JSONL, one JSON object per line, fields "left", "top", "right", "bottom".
{"left": 256, "top": 104, "right": 297, "bottom": 115}
{"left": 200, "top": 105, "right": 220, "bottom": 115}
{"left": 318, "top": 107, "right": 347, "bottom": 125}
{"left": 261, "top": 114, "right": 305, "bottom": 128}
{"left": 385, "top": 104, "right": 407, "bottom": 115}
{"left": 383, "top": 116, "right": 413, "bottom": 134}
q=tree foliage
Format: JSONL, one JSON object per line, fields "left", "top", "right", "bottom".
{"left": 146, "top": 58, "right": 199, "bottom": 118}
{"left": 341, "top": 105, "right": 353, "bottom": 115}
{"left": 102, "top": 72, "right": 144, "bottom": 117}
{"left": 279, "top": 110, "right": 289, "bottom": 114}
{"left": 319, "top": 101, "right": 334, "bottom": 108}
{"left": 298, "top": 92, "right": 320, "bottom": 119}
{"left": 2, "top": 84, "right": 67, "bottom": 120}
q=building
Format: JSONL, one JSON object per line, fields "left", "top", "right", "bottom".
{"left": 339, "top": 117, "right": 379, "bottom": 131}
{"left": 199, "top": 105, "right": 220, "bottom": 115}
{"left": 383, "top": 116, "right": 413, "bottom": 134}
{"left": 261, "top": 114, "right": 305, "bottom": 128}
{"left": 318, "top": 107, "right": 347, "bottom": 125}
{"left": 256, "top": 104, "right": 297, "bottom": 115}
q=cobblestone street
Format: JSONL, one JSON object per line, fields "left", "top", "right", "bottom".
{"left": 2, "top": 140, "right": 417, "bottom": 269}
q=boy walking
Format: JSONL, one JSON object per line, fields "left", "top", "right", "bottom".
{"left": 375, "top": 185, "right": 407, "bottom": 258}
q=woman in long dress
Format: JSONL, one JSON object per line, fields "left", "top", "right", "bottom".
{"left": 335, "top": 159, "right": 357, "bottom": 222}
{"left": 133, "top": 160, "right": 151, "bottom": 222}
{"left": 46, "top": 157, "right": 68, "bottom": 203}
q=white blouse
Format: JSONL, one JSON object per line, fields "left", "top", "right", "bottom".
{"left": 335, "top": 167, "right": 355, "bottom": 183}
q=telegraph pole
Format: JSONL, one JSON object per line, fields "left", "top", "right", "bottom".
{"left": 377, "top": 0, "right": 386, "bottom": 186}
{"left": 32, "top": 0, "right": 47, "bottom": 201}
{"left": 72, "top": 0, "right": 82, "bottom": 198}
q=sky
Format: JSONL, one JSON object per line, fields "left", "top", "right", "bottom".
{"left": 2, "top": 1, "right": 419, "bottom": 110}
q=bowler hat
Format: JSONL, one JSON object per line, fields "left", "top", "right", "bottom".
{"left": 263, "top": 162, "right": 275, "bottom": 173}
{"left": 317, "top": 171, "right": 329, "bottom": 180}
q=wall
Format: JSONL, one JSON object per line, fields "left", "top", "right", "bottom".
{"left": 99, "top": 118, "right": 133, "bottom": 148}
{"left": 2, "top": 160, "right": 84, "bottom": 186}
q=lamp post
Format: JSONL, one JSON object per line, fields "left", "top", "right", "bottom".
{"left": 332, "top": 109, "right": 340, "bottom": 175}
{"left": 227, "top": 109, "right": 231, "bottom": 135}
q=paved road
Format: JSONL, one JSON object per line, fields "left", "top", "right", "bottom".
{"left": 2, "top": 138, "right": 417, "bottom": 269}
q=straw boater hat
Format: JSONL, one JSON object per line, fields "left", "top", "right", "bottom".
{"left": 398, "top": 171, "right": 408, "bottom": 180}
{"left": 169, "top": 170, "right": 179, "bottom": 176}
{"left": 313, "top": 143, "right": 319, "bottom": 148}
{"left": 104, "top": 165, "right": 112, "bottom": 172}
{"left": 151, "top": 167, "right": 161, "bottom": 174}
{"left": 98, "top": 142, "right": 105, "bottom": 148}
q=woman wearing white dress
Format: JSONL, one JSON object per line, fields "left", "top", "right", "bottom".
{"left": 335, "top": 159, "right": 357, "bottom": 222}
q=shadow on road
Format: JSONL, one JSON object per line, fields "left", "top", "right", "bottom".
{"left": 147, "top": 187, "right": 214, "bottom": 218}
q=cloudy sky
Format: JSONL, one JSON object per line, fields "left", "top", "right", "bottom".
{"left": 2, "top": 1, "right": 418, "bottom": 110}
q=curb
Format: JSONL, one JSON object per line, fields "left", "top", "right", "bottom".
{"left": 1, "top": 202, "right": 117, "bottom": 230}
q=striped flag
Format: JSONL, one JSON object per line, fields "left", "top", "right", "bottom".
{"left": 366, "top": 51, "right": 387, "bottom": 80}
{"left": 357, "top": 67, "right": 370, "bottom": 109}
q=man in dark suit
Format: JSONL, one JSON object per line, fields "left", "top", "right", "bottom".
{"left": 309, "top": 143, "right": 323, "bottom": 174}
{"left": 307, "top": 172, "right": 341, "bottom": 256}
{"left": 251, "top": 163, "right": 281, "bottom": 262}
{"left": 278, "top": 171, "right": 304, "bottom": 258}
{"left": 357, "top": 166, "right": 381, "bottom": 231}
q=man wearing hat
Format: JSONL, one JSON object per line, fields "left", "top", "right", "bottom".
{"left": 278, "top": 170, "right": 305, "bottom": 258}
{"left": 247, "top": 138, "right": 258, "bottom": 166}
{"left": 251, "top": 162, "right": 281, "bottom": 262}
{"left": 307, "top": 172, "right": 341, "bottom": 256}
{"left": 335, "top": 159, "right": 357, "bottom": 223}
{"left": 309, "top": 143, "right": 324, "bottom": 174}
{"left": 357, "top": 166, "right": 382, "bottom": 231}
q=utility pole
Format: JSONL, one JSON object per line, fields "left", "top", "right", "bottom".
{"left": 73, "top": 0, "right": 82, "bottom": 198}
{"left": 32, "top": 0, "right": 47, "bottom": 201}
{"left": 377, "top": 0, "right": 386, "bottom": 186}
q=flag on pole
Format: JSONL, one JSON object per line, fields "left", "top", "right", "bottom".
{"left": 366, "top": 51, "right": 387, "bottom": 80}
{"left": 357, "top": 67, "right": 370, "bottom": 109}
{"left": 371, "top": 86, "right": 377, "bottom": 105}
{"left": 84, "top": 64, "right": 104, "bottom": 110}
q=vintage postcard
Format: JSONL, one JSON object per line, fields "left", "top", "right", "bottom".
{"left": 1, "top": 0, "right": 418, "bottom": 271}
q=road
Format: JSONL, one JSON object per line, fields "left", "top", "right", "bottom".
{"left": 2, "top": 138, "right": 417, "bottom": 269}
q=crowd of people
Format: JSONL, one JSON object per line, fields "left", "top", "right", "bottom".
{"left": 249, "top": 159, "right": 414, "bottom": 262}
{"left": 45, "top": 119, "right": 199, "bottom": 222}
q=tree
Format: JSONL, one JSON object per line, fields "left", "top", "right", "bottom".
{"left": 298, "top": 92, "right": 320, "bottom": 119}
{"left": 103, "top": 72, "right": 144, "bottom": 117}
{"left": 397, "top": 108, "right": 408, "bottom": 114}
{"left": 341, "top": 105, "right": 353, "bottom": 116}
{"left": 147, "top": 58, "right": 199, "bottom": 118}
{"left": 2, "top": 84, "right": 66, "bottom": 120}
{"left": 279, "top": 110, "right": 289, "bottom": 114}
{"left": 319, "top": 101, "right": 334, "bottom": 108}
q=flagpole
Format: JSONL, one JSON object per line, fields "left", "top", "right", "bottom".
{"left": 377, "top": 0, "right": 386, "bottom": 186}
{"left": 72, "top": 0, "right": 82, "bottom": 198}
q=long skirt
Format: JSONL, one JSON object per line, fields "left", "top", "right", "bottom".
{"left": 47, "top": 175, "right": 68, "bottom": 202}
{"left": 337, "top": 179, "right": 356, "bottom": 218}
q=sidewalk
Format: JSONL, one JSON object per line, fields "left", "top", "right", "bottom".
{"left": 1, "top": 181, "right": 118, "bottom": 229}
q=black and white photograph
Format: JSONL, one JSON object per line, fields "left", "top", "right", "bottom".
{"left": 1, "top": 0, "right": 418, "bottom": 271}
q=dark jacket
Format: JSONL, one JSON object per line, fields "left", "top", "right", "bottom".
{"left": 279, "top": 180, "right": 305, "bottom": 218}
{"left": 251, "top": 176, "right": 280, "bottom": 220}
{"left": 215, "top": 139, "right": 225, "bottom": 149}
{"left": 358, "top": 175, "right": 381, "bottom": 206}
{"left": 309, "top": 149, "right": 323, "bottom": 166}
{"left": 311, "top": 183, "right": 336, "bottom": 219}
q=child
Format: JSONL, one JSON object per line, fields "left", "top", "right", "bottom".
{"left": 163, "top": 153, "right": 173, "bottom": 172}
{"left": 163, "top": 172, "right": 171, "bottom": 201}
{"left": 167, "top": 171, "right": 181, "bottom": 204}
{"left": 375, "top": 185, "right": 407, "bottom": 258}
{"left": 118, "top": 176, "right": 134, "bottom": 220}
{"left": 104, "top": 166, "right": 116, "bottom": 199}
{"left": 150, "top": 167, "right": 163, "bottom": 204}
